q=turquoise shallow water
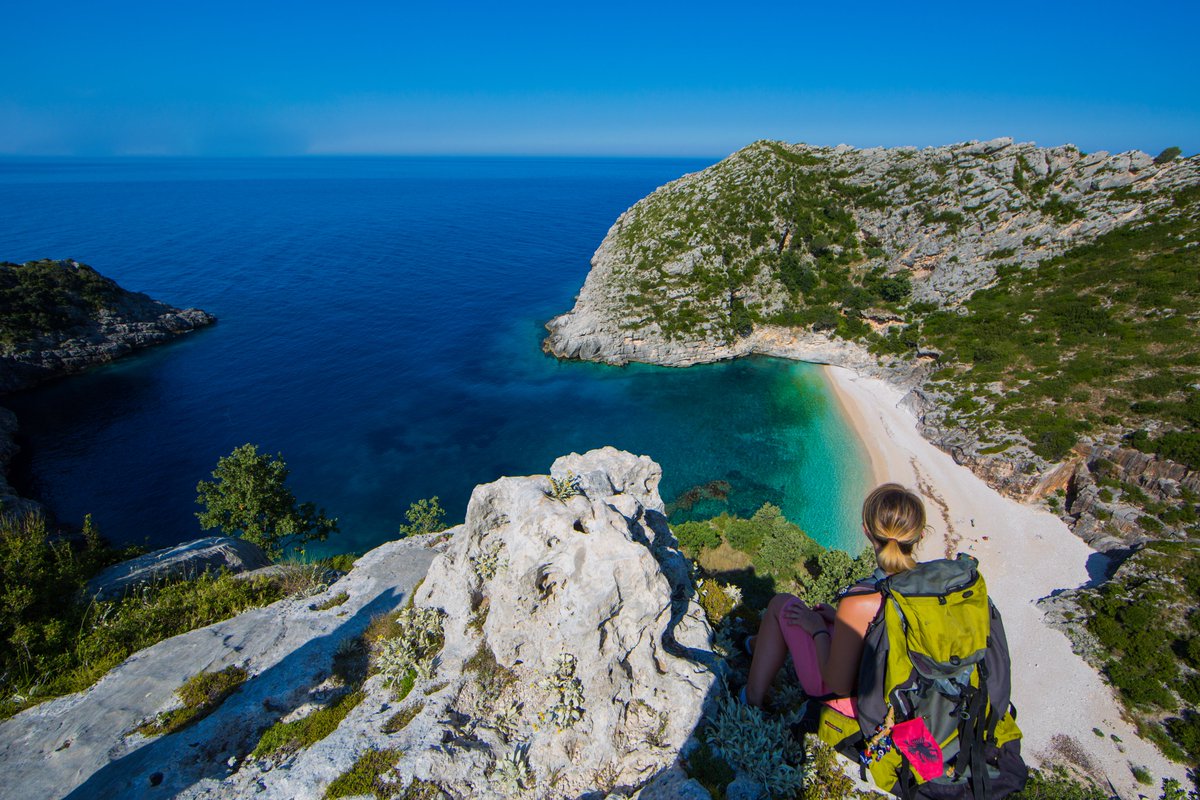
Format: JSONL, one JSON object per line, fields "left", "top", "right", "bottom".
{"left": 0, "top": 157, "right": 869, "bottom": 555}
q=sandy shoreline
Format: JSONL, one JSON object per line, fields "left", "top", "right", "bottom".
{"left": 822, "top": 365, "right": 1187, "bottom": 794}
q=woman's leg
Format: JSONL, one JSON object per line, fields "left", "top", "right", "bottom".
{"left": 745, "top": 593, "right": 795, "bottom": 707}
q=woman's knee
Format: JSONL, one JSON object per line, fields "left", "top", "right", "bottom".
{"left": 767, "top": 593, "right": 800, "bottom": 617}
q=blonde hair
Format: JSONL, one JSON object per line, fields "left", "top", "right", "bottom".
{"left": 862, "top": 483, "right": 926, "bottom": 574}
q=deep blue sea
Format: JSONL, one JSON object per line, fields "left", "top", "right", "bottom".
{"left": 0, "top": 157, "right": 869, "bottom": 556}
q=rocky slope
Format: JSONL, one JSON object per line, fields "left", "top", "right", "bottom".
{"left": 0, "top": 258, "right": 215, "bottom": 393}
{"left": 545, "top": 138, "right": 1196, "bottom": 367}
{"left": 0, "top": 449, "right": 718, "bottom": 800}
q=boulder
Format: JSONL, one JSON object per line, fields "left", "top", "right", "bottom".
{"left": 404, "top": 446, "right": 718, "bottom": 797}
{"left": 85, "top": 535, "right": 271, "bottom": 601}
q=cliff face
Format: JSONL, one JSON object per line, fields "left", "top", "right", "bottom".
{"left": 544, "top": 139, "right": 1200, "bottom": 550}
{"left": 0, "top": 259, "right": 215, "bottom": 394}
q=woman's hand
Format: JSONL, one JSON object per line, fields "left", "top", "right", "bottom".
{"left": 813, "top": 603, "right": 837, "bottom": 624}
{"left": 781, "top": 601, "right": 828, "bottom": 637}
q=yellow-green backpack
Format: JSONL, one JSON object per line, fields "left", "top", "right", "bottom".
{"left": 817, "top": 554, "right": 1028, "bottom": 799}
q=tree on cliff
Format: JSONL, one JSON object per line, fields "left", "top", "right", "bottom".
{"left": 196, "top": 444, "right": 338, "bottom": 559}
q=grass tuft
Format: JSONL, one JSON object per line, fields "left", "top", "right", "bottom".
{"left": 251, "top": 690, "right": 364, "bottom": 759}
{"left": 323, "top": 748, "right": 403, "bottom": 799}
{"left": 137, "top": 665, "right": 248, "bottom": 736}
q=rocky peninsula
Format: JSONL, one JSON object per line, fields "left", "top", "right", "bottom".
{"left": 0, "top": 258, "right": 215, "bottom": 514}
{"left": 545, "top": 138, "right": 1200, "bottom": 549}
{"left": 0, "top": 258, "right": 215, "bottom": 394}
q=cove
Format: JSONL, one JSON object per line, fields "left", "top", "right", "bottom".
{"left": 0, "top": 156, "right": 869, "bottom": 555}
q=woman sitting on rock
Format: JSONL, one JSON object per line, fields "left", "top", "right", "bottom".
{"left": 743, "top": 482, "right": 925, "bottom": 710}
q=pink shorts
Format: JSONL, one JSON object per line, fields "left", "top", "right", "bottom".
{"left": 779, "top": 596, "right": 857, "bottom": 717}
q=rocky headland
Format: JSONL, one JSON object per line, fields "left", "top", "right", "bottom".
{"left": 0, "top": 258, "right": 215, "bottom": 394}
{"left": 544, "top": 139, "right": 1200, "bottom": 553}
{"left": 0, "top": 258, "right": 215, "bottom": 516}
{"left": 544, "top": 138, "right": 1200, "bottom": 772}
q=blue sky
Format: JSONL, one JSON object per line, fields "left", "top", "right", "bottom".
{"left": 3, "top": 0, "right": 1197, "bottom": 157}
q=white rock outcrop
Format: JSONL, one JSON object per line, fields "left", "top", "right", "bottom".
{"left": 85, "top": 536, "right": 272, "bottom": 601}
{"left": 404, "top": 446, "right": 716, "bottom": 797}
{"left": 0, "top": 448, "right": 718, "bottom": 800}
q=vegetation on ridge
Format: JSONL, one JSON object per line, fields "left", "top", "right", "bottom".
{"left": 893, "top": 186, "right": 1200, "bottom": 467}
{"left": 0, "top": 510, "right": 341, "bottom": 721}
{"left": 136, "top": 664, "right": 248, "bottom": 737}
{"left": 1066, "top": 542, "right": 1200, "bottom": 764}
{"left": 0, "top": 259, "right": 124, "bottom": 348}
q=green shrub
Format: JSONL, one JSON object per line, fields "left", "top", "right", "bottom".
{"left": 1156, "top": 432, "right": 1200, "bottom": 470}
{"left": 1154, "top": 146, "right": 1182, "bottom": 164}
{"left": 315, "top": 592, "right": 349, "bottom": 611}
{"left": 398, "top": 497, "right": 446, "bottom": 537}
{"left": 1010, "top": 766, "right": 1109, "bottom": 799}
{"left": 1, "top": 512, "right": 284, "bottom": 720}
{"left": 323, "top": 748, "right": 403, "bottom": 799}
{"left": 196, "top": 444, "right": 339, "bottom": 559}
{"left": 673, "top": 521, "right": 721, "bottom": 555}
{"left": 724, "top": 517, "right": 765, "bottom": 555}
{"left": 798, "top": 546, "right": 876, "bottom": 606}
{"left": 1165, "top": 711, "right": 1200, "bottom": 764}
{"left": 696, "top": 578, "right": 737, "bottom": 626}
{"left": 0, "top": 259, "right": 125, "bottom": 346}
{"left": 382, "top": 700, "right": 425, "bottom": 734}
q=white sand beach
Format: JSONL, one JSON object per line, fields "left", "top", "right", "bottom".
{"left": 824, "top": 365, "right": 1189, "bottom": 796}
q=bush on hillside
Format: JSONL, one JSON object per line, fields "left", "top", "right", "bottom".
{"left": 674, "top": 520, "right": 721, "bottom": 556}
{"left": 196, "top": 444, "right": 339, "bottom": 559}
{"left": 1155, "top": 146, "right": 1182, "bottom": 164}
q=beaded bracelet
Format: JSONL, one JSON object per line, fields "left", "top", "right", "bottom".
{"left": 812, "top": 629, "right": 831, "bottom": 638}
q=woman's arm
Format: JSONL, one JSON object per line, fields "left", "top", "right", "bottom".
{"left": 784, "top": 593, "right": 880, "bottom": 696}
{"left": 820, "top": 593, "right": 880, "bottom": 695}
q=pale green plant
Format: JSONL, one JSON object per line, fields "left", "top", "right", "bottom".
{"left": 1159, "top": 777, "right": 1200, "bottom": 800}
{"left": 491, "top": 743, "right": 535, "bottom": 794}
{"left": 539, "top": 652, "right": 584, "bottom": 729}
{"left": 546, "top": 472, "right": 582, "bottom": 501}
{"left": 705, "top": 695, "right": 806, "bottom": 797}
{"left": 488, "top": 699, "right": 523, "bottom": 743}
{"left": 721, "top": 582, "right": 743, "bottom": 607}
{"left": 375, "top": 605, "right": 445, "bottom": 688}
{"left": 470, "top": 544, "right": 505, "bottom": 583}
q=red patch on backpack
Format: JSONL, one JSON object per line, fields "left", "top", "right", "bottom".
{"left": 891, "top": 718, "right": 944, "bottom": 780}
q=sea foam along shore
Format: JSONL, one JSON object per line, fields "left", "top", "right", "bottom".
{"left": 823, "top": 364, "right": 1188, "bottom": 792}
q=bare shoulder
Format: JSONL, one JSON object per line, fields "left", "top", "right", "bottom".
{"left": 836, "top": 591, "right": 883, "bottom": 624}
